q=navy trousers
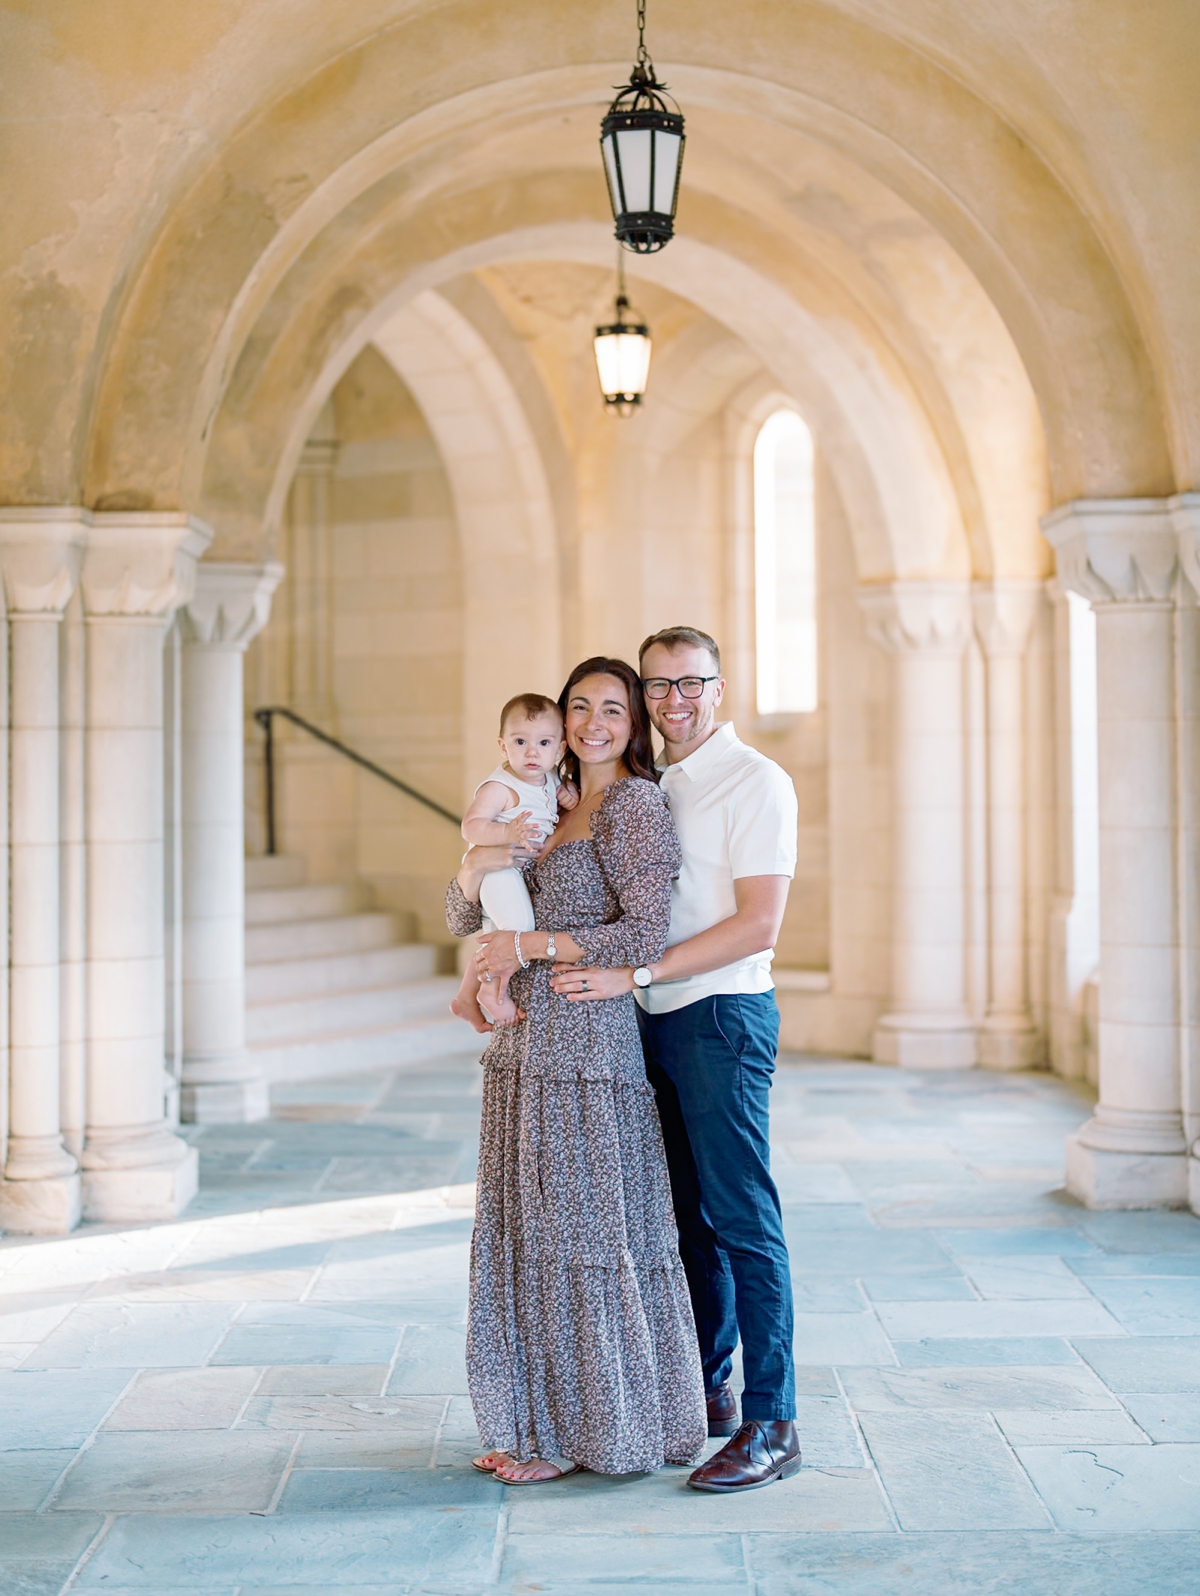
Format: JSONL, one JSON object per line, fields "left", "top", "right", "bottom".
{"left": 638, "top": 992, "right": 795, "bottom": 1422}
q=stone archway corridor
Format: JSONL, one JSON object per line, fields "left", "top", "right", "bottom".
{"left": 2, "top": 1051, "right": 1198, "bottom": 1594}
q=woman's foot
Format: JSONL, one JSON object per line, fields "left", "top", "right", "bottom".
{"left": 494, "top": 1456, "right": 579, "bottom": 1483}
{"left": 471, "top": 1449, "right": 512, "bottom": 1473}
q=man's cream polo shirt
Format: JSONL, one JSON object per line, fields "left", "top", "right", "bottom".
{"left": 635, "top": 721, "right": 798, "bottom": 1016}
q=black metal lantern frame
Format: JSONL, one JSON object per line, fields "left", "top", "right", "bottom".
{"left": 600, "top": 0, "right": 685, "bottom": 253}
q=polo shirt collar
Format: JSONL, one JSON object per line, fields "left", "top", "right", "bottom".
{"left": 659, "top": 721, "right": 739, "bottom": 784}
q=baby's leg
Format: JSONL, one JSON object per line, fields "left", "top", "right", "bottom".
{"left": 450, "top": 955, "right": 491, "bottom": 1028}
{"left": 478, "top": 869, "right": 535, "bottom": 1021}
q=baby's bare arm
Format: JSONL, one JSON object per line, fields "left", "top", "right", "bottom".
{"left": 462, "top": 782, "right": 539, "bottom": 847}
{"left": 556, "top": 781, "right": 579, "bottom": 812}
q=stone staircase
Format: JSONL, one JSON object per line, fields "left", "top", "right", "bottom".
{"left": 244, "top": 856, "right": 480, "bottom": 1083}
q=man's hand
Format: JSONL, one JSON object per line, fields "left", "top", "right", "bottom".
{"left": 549, "top": 964, "right": 634, "bottom": 1001}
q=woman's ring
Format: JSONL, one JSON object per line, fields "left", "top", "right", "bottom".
{"left": 582, "top": 979, "right": 589, "bottom": 991}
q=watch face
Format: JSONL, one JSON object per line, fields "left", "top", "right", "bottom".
{"left": 633, "top": 967, "right": 652, "bottom": 988}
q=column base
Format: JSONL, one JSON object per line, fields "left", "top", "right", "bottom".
{"left": 181, "top": 1077, "right": 270, "bottom": 1124}
{"left": 0, "top": 1173, "right": 82, "bottom": 1235}
{"left": 1191, "top": 1155, "right": 1200, "bottom": 1218}
{"left": 978, "top": 1016, "right": 1044, "bottom": 1072}
{"left": 873, "top": 1013, "right": 977, "bottom": 1069}
{"left": 1066, "top": 1131, "right": 1188, "bottom": 1210}
{"left": 81, "top": 1146, "right": 199, "bottom": 1223}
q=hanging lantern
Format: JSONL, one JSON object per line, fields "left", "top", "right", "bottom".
{"left": 600, "top": 0, "right": 685, "bottom": 253}
{"left": 593, "top": 282, "right": 652, "bottom": 416}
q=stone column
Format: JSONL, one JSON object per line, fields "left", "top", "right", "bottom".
{"left": 288, "top": 437, "right": 337, "bottom": 723}
{"left": 1172, "top": 494, "right": 1200, "bottom": 1211}
{"left": 78, "top": 512, "right": 212, "bottom": 1223}
{"left": 972, "top": 580, "right": 1044, "bottom": 1069}
{"left": 0, "top": 513, "right": 86, "bottom": 1233}
{"left": 859, "top": 582, "right": 976, "bottom": 1068}
{"left": 1044, "top": 500, "right": 1186, "bottom": 1207}
{"left": 179, "top": 561, "right": 282, "bottom": 1124}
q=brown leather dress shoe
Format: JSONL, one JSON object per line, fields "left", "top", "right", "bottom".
{"left": 706, "top": 1380, "right": 739, "bottom": 1438}
{"left": 688, "top": 1420, "right": 801, "bottom": 1492}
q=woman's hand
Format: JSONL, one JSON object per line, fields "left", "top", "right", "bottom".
{"left": 469, "top": 837, "right": 539, "bottom": 874}
{"left": 475, "top": 931, "right": 522, "bottom": 984}
{"left": 549, "top": 964, "right": 634, "bottom": 1001}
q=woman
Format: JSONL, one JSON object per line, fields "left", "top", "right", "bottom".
{"left": 446, "top": 656, "right": 707, "bottom": 1483}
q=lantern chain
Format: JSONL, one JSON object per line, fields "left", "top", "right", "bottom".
{"left": 636, "top": 0, "right": 649, "bottom": 68}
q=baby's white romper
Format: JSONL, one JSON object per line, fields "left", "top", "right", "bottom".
{"left": 474, "top": 765, "right": 558, "bottom": 932}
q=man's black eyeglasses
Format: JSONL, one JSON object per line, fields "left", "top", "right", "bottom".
{"left": 641, "top": 675, "right": 719, "bottom": 700}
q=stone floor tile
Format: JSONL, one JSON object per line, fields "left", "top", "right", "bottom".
{"left": 1018, "top": 1442, "right": 1200, "bottom": 1530}
{"left": 88, "top": 1268, "right": 318, "bottom": 1303}
{"left": 277, "top": 1463, "right": 502, "bottom": 1510}
{"left": 55, "top": 1430, "right": 298, "bottom": 1512}
{"left": 1082, "top": 1277, "right": 1200, "bottom": 1334}
{"left": 385, "top": 1325, "right": 469, "bottom": 1395}
{"left": 792, "top": 1367, "right": 841, "bottom": 1396}
{"left": 1120, "top": 1392, "right": 1200, "bottom": 1442}
{"left": 0, "top": 1368, "right": 134, "bottom": 1447}
{"left": 503, "top": 1463, "right": 891, "bottom": 1533}
{"left": 0, "top": 1344, "right": 37, "bottom": 1369}
{"left": 747, "top": 1530, "right": 1200, "bottom": 1596}
{"left": 861, "top": 1274, "right": 975, "bottom": 1301}
{"left": 0, "top": 1512, "right": 105, "bottom": 1557}
{"left": 783, "top": 1204, "right": 877, "bottom": 1233}
{"left": 964, "top": 1255, "right": 1096, "bottom": 1300}
{"left": 795, "top": 1394, "right": 863, "bottom": 1466}
{"left": 894, "top": 1337, "right": 1080, "bottom": 1367}
{"left": 790, "top": 1231, "right": 958, "bottom": 1276}
{"left": 773, "top": 1163, "right": 861, "bottom": 1204}
{"left": 105, "top": 1366, "right": 262, "bottom": 1429}
{"left": 0, "top": 1298, "right": 78, "bottom": 1346}
{"left": 934, "top": 1226, "right": 1098, "bottom": 1257}
{"left": 1070, "top": 1253, "right": 1200, "bottom": 1277}
{"left": 794, "top": 1312, "right": 896, "bottom": 1367}
{"left": 993, "top": 1408, "right": 1150, "bottom": 1446}
{"left": 211, "top": 1324, "right": 401, "bottom": 1366}
{"left": 256, "top": 1364, "right": 392, "bottom": 1395}
{"left": 20, "top": 1303, "right": 236, "bottom": 1370}
{"left": 875, "top": 1298, "right": 1122, "bottom": 1340}
{"left": 1079, "top": 1212, "right": 1200, "bottom": 1254}
{"left": 0, "top": 1449, "right": 75, "bottom": 1508}
{"left": 858, "top": 1411, "right": 1050, "bottom": 1530}
{"left": 841, "top": 1363, "right": 1117, "bottom": 1412}
{"left": 239, "top": 1390, "right": 440, "bottom": 1431}
{"left": 293, "top": 1433, "right": 438, "bottom": 1468}
{"left": 74, "top": 1508, "right": 498, "bottom": 1587}
{"left": 502, "top": 1531, "right": 747, "bottom": 1585}
{"left": 237, "top": 1301, "right": 430, "bottom": 1328}
{"left": 1073, "top": 1336, "right": 1200, "bottom": 1392}
{"left": 789, "top": 1280, "right": 867, "bottom": 1313}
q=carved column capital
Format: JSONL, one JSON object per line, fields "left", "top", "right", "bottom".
{"left": 1042, "top": 498, "right": 1178, "bottom": 605}
{"left": 179, "top": 561, "right": 284, "bottom": 650}
{"left": 1171, "top": 491, "right": 1200, "bottom": 601}
{"left": 0, "top": 508, "right": 88, "bottom": 616}
{"left": 971, "top": 578, "right": 1043, "bottom": 657}
{"left": 857, "top": 580, "right": 972, "bottom": 655}
{"left": 82, "top": 513, "right": 213, "bottom": 619}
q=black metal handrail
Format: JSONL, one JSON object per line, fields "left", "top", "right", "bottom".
{"left": 253, "top": 706, "right": 462, "bottom": 855}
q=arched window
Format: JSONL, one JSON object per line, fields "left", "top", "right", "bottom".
{"left": 754, "top": 408, "right": 817, "bottom": 715}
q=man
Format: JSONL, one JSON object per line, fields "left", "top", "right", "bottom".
{"left": 551, "top": 625, "right": 800, "bottom": 1494}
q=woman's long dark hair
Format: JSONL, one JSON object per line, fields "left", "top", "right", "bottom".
{"left": 557, "top": 656, "right": 658, "bottom": 789}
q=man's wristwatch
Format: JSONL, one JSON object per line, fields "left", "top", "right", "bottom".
{"left": 632, "top": 967, "right": 653, "bottom": 988}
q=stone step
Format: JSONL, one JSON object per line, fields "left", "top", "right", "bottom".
{"left": 244, "top": 854, "right": 307, "bottom": 891}
{"left": 245, "top": 881, "right": 368, "bottom": 927}
{"left": 248, "top": 1001, "right": 482, "bottom": 1084}
{"left": 245, "top": 911, "right": 398, "bottom": 965}
{"left": 245, "top": 942, "right": 439, "bottom": 1004}
{"left": 246, "top": 976, "right": 454, "bottom": 1045}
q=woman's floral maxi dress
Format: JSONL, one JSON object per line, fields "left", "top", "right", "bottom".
{"left": 445, "top": 776, "right": 707, "bottom": 1474}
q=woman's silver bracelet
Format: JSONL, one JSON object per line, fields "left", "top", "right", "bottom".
{"left": 513, "top": 932, "right": 531, "bottom": 969}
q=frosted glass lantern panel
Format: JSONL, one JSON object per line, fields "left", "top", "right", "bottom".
{"left": 754, "top": 409, "right": 817, "bottom": 715}
{"left": 613, "top": 127, "right": 653, "bottom": 212}
{"left": 593, "top": 329, "right": 652, "bottom": 397}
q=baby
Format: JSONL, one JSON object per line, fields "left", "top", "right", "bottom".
{"left": 451, "top": 692, "right": 576, "bottom": 1027}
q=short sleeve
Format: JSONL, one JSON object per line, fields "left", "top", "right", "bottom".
{"left": 726, "top": 759, "right": 798, "bottom": 879}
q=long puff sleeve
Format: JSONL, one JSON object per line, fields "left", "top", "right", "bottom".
{"left": 446, "top": 876, "right": 484, "bottom": 938}
{"left": 571, "top": 778, "right": 681, "bottom": 969}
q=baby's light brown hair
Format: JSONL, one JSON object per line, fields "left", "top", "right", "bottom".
{"left": 499, "top": 693, "right": 563, "bottom": 734}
